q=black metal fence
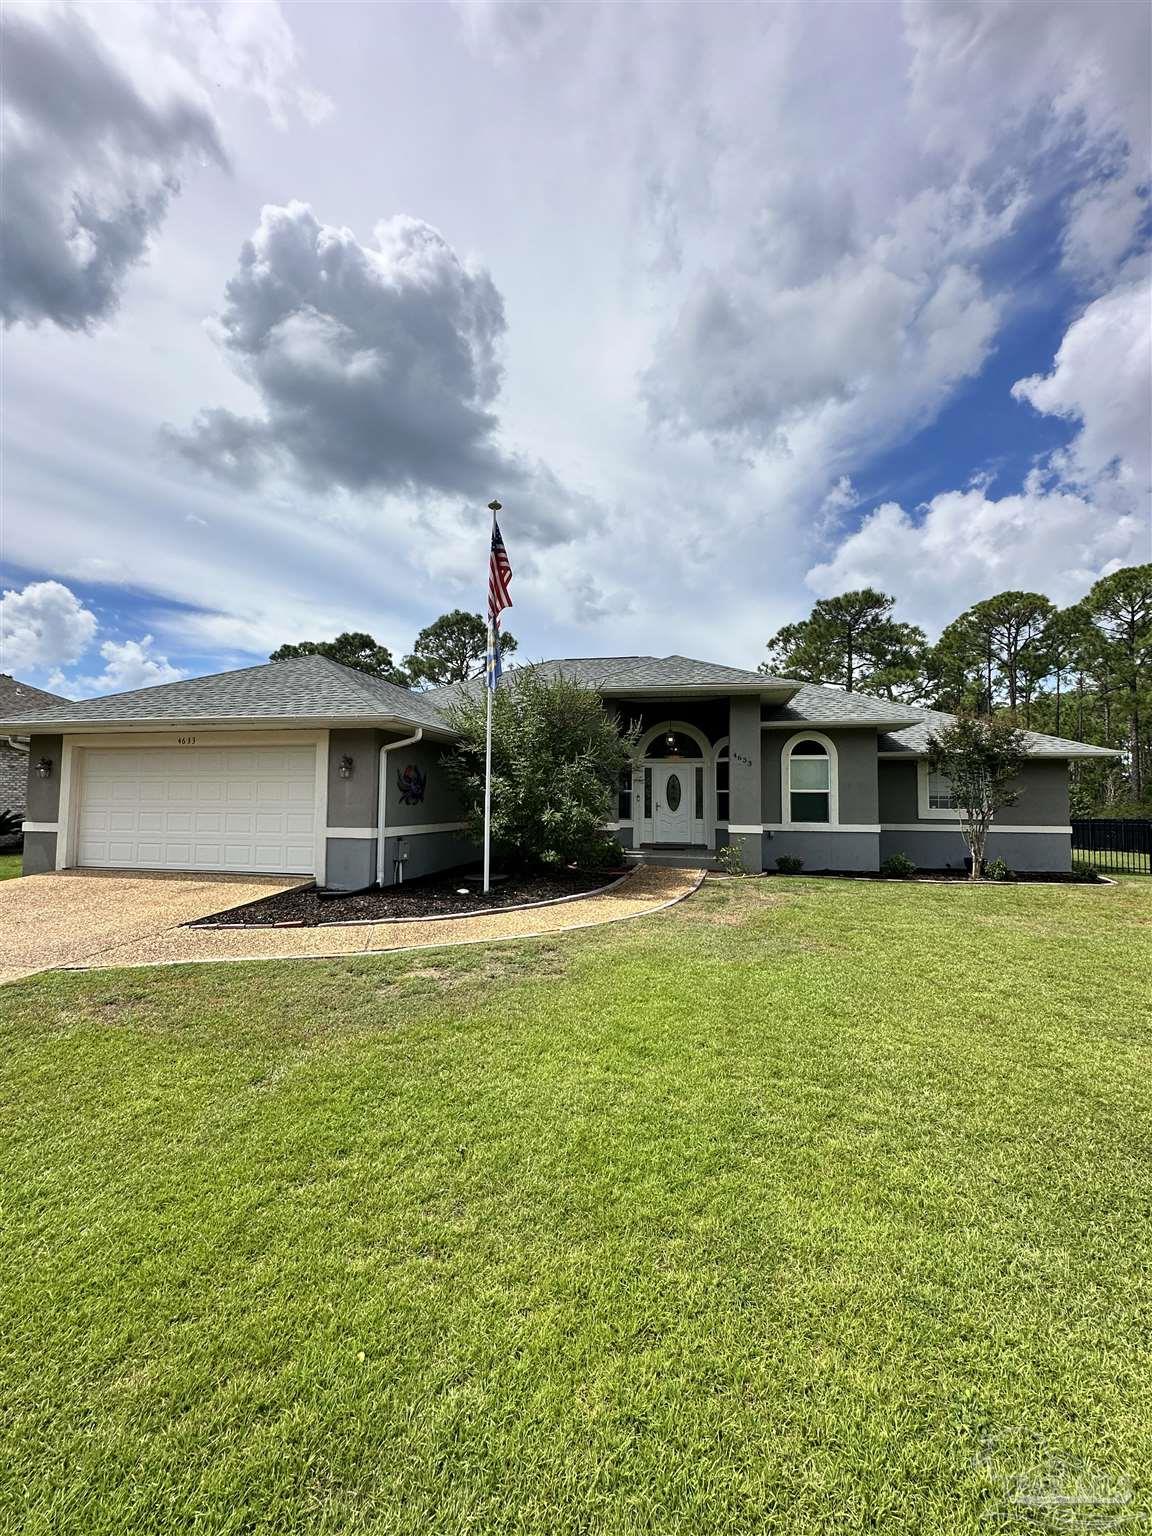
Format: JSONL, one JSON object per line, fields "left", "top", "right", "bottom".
{"left": 1071, "top": 819, "right": 1152, "bottom": 875}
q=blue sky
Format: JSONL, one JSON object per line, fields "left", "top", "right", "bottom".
{"left": 1, "top": 0, "right": 1149, "bottom": 698}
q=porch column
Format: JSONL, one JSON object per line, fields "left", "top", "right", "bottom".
{"left": 728, "top": 696, "right": 762, "bottom": 872}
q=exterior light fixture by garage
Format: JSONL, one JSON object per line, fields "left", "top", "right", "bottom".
{"left": 338, "top": 754, "right": 355, "bottom": 779}
{"left": 36, "top": 757, "right": 53, "bottom": 779}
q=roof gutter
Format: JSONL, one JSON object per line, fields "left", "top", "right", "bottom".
{"left": 377, "top": 728, "right": 423, "bottom": 887}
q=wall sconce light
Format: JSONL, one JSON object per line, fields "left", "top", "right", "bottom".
{"left": 36, "top": 757, "right": 53, "bottom": 779}
{"left": 338, "top": 754, "right": 355, "bottom": 779}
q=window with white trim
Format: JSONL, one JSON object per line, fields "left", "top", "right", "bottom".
{"left": 787, "top": 738, "right": 830, "bottom": 824}
{"left": 715, "top": 741, "right": 729, "bottom": 823}
{"left": 926, "top": 767, "right": 957, "bottom": 810}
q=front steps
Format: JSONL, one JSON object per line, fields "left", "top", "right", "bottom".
{"left": 624, "top": 847, "right": 721, "bottom": 871}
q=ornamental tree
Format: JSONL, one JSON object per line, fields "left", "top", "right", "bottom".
{"left": 442, "top": 667, "right": 638, "bottom": 869}
{"left": 926, "top": 714, "right": 1030, "bottom": 880}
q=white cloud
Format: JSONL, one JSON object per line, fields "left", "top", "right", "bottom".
{"left": 808, "top": 269, "right": 1151, "bottom": 627}
{"left": 0, "top": 1, "right": 325, "bottom": 331}
{"left": 1012, "top": 275, "right": 1152, "bottom": 493}
{"left": 74, "top": 636, "right": 184, "bottom": 697}
{"left": 0, "top": 579, "right": 98, "bottom": 671}
{"left": 807, "top": 482, "right": 1143, "bottom": 630}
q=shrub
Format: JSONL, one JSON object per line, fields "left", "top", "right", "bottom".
{"left": 880, "top": 852, "right": 917, "bottom": 879}
{"left": 716, "top": 842, "right": 747, "bottom": 876}
{"left": 775, "top": 855, "right": 804, "bottom": 874}
{"left": 580, "top": 835, "right": 626, "bottom": 870}
{"left": 1072, "top": 858, "right": 1100, "bottom": 877}
{"left": 442, "top": 667, "right": 639, "bottom": 870}
{"left": 985, "top": 857, "right": 1017, "bottom": 882}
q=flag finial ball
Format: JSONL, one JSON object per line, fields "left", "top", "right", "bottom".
{"left": 488, "top": 499, "right": 502, "bottom": 513}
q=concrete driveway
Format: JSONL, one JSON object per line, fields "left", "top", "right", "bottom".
{"left": 0, "top": 870, "right": 310, "bottom": 986}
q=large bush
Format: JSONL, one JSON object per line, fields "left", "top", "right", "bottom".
{"left": 442, "top": 668, "right": 638, "bottom": 869}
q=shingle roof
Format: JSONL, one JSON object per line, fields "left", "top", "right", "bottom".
{"left": 427, "top": 655, "right": 798, "bottom": 714}
{"left": 879, "top": 708, "right": 1121, "bottom": 758}
{"left": 0, "top": 654, "right": 447, "bottom": 732}
{"left": 761, "top": 682, "right": 927, "bottom": 729}
{"left": 0, "top": 675, "right": 69, "bottom": 715}
{"left": 0, "top": 651, "right": 1120, "bottom": 758}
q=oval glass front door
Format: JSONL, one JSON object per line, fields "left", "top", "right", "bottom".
{"left": 665, "top": 772, "right": 682, "bottom": 812}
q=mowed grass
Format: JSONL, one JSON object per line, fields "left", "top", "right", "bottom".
{"left": 0, "top": 877, "right": 1149, "bottom": 1535}
{"left": 0, "top": 855, "right": 21, "bottom": 880}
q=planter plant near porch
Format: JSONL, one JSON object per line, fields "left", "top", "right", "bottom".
{"left": 442, "top": 667, "right": 639, "bottom": 870}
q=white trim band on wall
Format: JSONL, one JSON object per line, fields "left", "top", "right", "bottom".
{"left": 22, "top": 821, "right": 59, "bottom": 833}
{"left": 727, "top": 824, "right": 764, "bottom": 834}
{"left": 383, "top": 821, "right": 470, "bottom": 838}
{"left": 763, "top": 823, "right": 881, "bottom": 833}
{"left": 882, "top": 824, "right": 1073, "bottom": 835}
{"left": 325, "top": 827, "right": 377, "bottom": 839}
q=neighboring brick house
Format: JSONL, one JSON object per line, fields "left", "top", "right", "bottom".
{"left": 0, "top": 676, "right": 70, "bottom": 847}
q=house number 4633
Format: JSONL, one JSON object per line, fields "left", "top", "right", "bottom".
{"left": 177, "top": 736, "right": 198, "bottom": 746}
{"left": 732, "top": 750, "right": 752, "bottom": 767}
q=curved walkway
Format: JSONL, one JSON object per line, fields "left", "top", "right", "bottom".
{"left": 56, "top": 864, "right": 705, "bottom": 975}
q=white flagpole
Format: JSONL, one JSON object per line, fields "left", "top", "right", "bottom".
{"left": 483, "top": 624, "right": 494, "bottom": 895}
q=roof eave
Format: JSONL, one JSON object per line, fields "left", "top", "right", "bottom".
{"left": 0, "top": 712, "right": 455, "bottom": 739}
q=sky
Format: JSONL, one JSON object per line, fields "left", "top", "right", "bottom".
{"left": 1, "top": 0, "right": 1149, "bottom": 699}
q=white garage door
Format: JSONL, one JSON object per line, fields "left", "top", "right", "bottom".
{"left": 76, "top": 745, "right": 317, "bottom": 874}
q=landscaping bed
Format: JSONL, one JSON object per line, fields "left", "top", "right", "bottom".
{"left": 762, "top": 867, "right": 1108, "bottom": 884}
{"left": 192, "top": 866, "right": 625, "bottom": 926}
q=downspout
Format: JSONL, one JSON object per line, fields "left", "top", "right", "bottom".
{"left": 377, "top": 727, "right": 422, "bottom": 887}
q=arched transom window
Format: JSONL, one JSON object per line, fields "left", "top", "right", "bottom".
{"left": 784, "top": 735, "right": 836, "bottom": 825}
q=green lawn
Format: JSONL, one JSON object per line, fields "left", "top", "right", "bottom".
{"left": 0, "top": 854, "right": 21, "bottom": 880}
{"left": 1, "top": 877, "right": 1149, "bottom": 1535}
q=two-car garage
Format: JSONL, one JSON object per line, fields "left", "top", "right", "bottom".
{"left": 73, "top": 744, "right": 319, "bottom": 875}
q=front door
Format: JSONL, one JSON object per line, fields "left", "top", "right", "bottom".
{"left": 653, "top": 763, "right": 693, "bottom": 844}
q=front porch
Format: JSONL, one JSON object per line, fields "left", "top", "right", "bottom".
{"left": 607, "top": 695, "right": 764, "bottom": 872}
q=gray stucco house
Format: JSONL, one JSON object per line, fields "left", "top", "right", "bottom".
{"left": 1, "top": 652, "right": 1115, "bottom": 885}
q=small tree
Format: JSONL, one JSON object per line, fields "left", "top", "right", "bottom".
{"left": 926, "top": 714, "right": 1029, "bottom": 880}
{"left": 442, "top": 668, "right": 638, "bottom": 869}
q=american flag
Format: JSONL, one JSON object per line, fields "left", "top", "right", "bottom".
{"left": 485, "top": 508, "right": 512, "bottom": 690}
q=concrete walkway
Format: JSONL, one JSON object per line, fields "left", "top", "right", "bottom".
{"left": 13, "top": 864, "right": 703, "bottom": 979}
{"left": 0, "top": 870, "right": 309, "bottom": 986}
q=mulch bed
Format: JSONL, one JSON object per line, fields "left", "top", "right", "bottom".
{"left": 764, "top": 869, "right": 1107, "bottom": 884}
{"left": 192, "top": 867, "right": 624, "bottom": 927}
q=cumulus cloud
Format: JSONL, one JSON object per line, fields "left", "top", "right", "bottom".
{"left": 905, "top": 0, "right": 1151, "bottom": 285}
{"left": 166, "top": 202, "right": 591, "bottom": 543}
{"left": 807, "top": 272, "right": 1151, "bottom": 627}
{"left": 1012, "top": 276, "right": 1152, "bottom": 495}
{"left": 807, "top": 482, "right": 1143, "bottom": 627}
{"left": 75, "top": 635, "right": 184, "bottom": 695}
{"left": 0, "top": 2, "right": 325, "bottom": 332}
{"left": 643, "top": 193, "right": 1002, "bottom": 456}
{"left": 0, "top": 579, "right": 98, "bottom": 671}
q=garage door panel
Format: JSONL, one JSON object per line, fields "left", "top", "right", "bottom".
{"left": 77, "top": 745, "right": 317, "bottom": 874}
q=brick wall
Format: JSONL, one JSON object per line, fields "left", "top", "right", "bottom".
{"left": 0, "top": 742, "right": 27, "bottom": 850}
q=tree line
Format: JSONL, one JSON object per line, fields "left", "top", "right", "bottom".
{"left": 270, "top": 609, "right": 517, "bottom": 690}
{"left": 761, "top": 563, "right": 1152, "bottom": 813}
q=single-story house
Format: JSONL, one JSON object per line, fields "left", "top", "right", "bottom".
{"left": 1, "top": 652, "right": 1116, "bottom": 884}
{"left": 0, "top": 674, "right": 70, "bottom": 849}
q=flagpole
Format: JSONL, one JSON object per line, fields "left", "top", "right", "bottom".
{"left": 483, "top": 630, "right": 493, "bottom": 894}
{"left": 482, "top": 499, "right": 502, "bottom": 895}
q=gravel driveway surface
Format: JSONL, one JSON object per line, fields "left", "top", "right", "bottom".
{"left": 13, "top": 865, "right": 703, "bottom": 977}
{"left": 0, "top": 870, "right": 310, "bottom": 986}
